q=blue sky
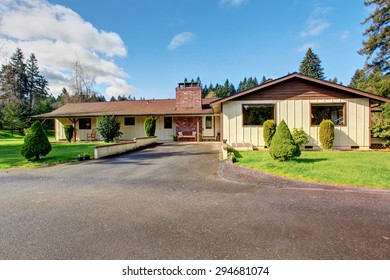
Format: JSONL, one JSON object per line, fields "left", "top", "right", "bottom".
{"left": 0, "top": 0, "right": 370, "bottom": 99}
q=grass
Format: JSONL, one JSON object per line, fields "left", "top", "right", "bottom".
{"left": 234, "top": 149, "right": 390, "bottom": 189}
{"left": 0, "top": 130, "right": 101, "bottom": 169}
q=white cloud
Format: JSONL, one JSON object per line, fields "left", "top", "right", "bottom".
{"left": 339, "top": 30, "right": 350, "bottom": 41}
{"left": 297, "top": 43, "right": 316, "bottom": 52}
{"left": 0, "top": 0, "right": 133, "bottom": 98}
{"left": 300, "top": 5, "right": 332, "bottom": 37}
{"left": 168, "top": 32, "right": 195, "bottom": 50}
{"left": 219, "top": 0, "right": 247, "bottom": 8}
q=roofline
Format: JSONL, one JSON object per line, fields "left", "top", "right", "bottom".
{"left": 33, "top": 112, "right": 215, "bottom": 119}
{"left": 211, "top": 72, "right": 390, "bottom": 105}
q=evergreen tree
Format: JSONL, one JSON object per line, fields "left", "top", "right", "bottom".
{"left": 0, "top": 101, "right": 26, "bottom": 136}
{"left": 26, "top": 53, "right": 49, "bottom": 123}
{"left": 299, "top": 48, "right": 325, "bottom": 79}
{"left": 269, "top": 120, "right": 301, "bottom": 161}
{"left": 110, "top": 96, "right": 117, "bottom": 101}
{"left": 144, "top": 116, "right": 157, "bottom": 136}
{"left": 8, "top": 48, "right": 28, "bottom": 101}
{"left": 359, "top": 0, "right": 390, "bottom": 74}
{"left": 349, "top": 67, "right": 390, "bottom": 98}
{"left": 21, "top": 120, "right": 51, "bottom": 161}
{"left": 95, "top": 115, "right": 123, "bottom": 142}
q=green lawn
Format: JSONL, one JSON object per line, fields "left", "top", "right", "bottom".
{"left": 0, "top": 130, "right": 100, "bottom": 169}
{"left": 234, "top": 150, "right": 390, "bottom": 189}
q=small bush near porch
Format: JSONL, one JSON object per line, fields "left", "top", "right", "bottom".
{"left": 234, "top": 150, "right": 390, "bottom": 188}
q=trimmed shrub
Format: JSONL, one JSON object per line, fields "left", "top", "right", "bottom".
{"left": 319, "top": 119, "right": 335, "bottom": 149}
{"left": 96, "top": 115, "right": 123, "bottom": 142}
{"left": 21, "top": 120, "right": 52, "bottom": 161}
{"left": 292, "top": 128, "right": 309, "bottom": 148}
{"left": 144, "top": 116, "right": 157, "bottom": 137}
{"left": 269, "top": 120, "right": 301, "bottom": 161}
{"left": 64, "top": 124, "right": 74, "bottom": 143}
{"left": 263, "top": 119, "right": 276, "bottom": 147}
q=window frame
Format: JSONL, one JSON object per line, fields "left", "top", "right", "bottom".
{"left": 164, "top": 116, "right": 173, "bottom": 129}
{"left": 242, "top": 104, "right": 276, "bottom": 127}
{"left": 124, "top": 117, "right": 135, "bottom": 126}
{"left": 205, "top": 116, "right": 213, "bottom": 129}
{"left": 79, "top": 118, "right": 91, "bottom": 130}
{"left": 310, "top": 103, "right": 346, "bottom": 126}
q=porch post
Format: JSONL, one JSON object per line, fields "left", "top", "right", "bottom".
{"left": 196, "top": 118, "right": 200, "bottom": 142}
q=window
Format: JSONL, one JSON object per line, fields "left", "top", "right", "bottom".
{"left": 124, "top": 117, "right": 135, "bottom": 126}
{"left": 79, "top": 118, "right": 91, "bottom": 129}
{"left": 311, "top": 104, "right": 345, "bottom": 125}
{"left": 243, "top": 104, "right": 275, "bottom": 126}
{"left": 164, "top": 117, "right": 172, "bottom": 129}
{"left": 205, "top": 116, "right": 213, "bottom": 129}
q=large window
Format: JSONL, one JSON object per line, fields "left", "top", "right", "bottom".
{"left": 311, "top": 104, "right": 345, "bottom": 125}
{"left": 164, "top": 117, "right": 172, "bottom": 129}
{"left": 124, "top": 117, "right": 135, "bottom": 126}
{"left": 79, "top": 118, "right": 91, "bottom": 129}
{"left": 243, "top": 104, "right": 275, "bottom": 126}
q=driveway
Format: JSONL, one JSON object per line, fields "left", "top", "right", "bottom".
{"left": 0, "top": 142, "right": 389, "bottom": 259}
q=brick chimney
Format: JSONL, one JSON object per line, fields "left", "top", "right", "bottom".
{"left": 175, "top": 82, "right": 202, "bottom": 110}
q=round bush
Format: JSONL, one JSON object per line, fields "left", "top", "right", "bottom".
{"left": 263, "top": 119, "right": 276, "bottom": 147}
{"left": 319, "top": 119, "right": 335, "bottom": 149}
{"left": 292, "top": 128, "right": 309, "bottom": 147}
{"left": 269, "top": 120, "right": 301, "bottom": 161}
{"left": 144, "top": 116, "right": 156, "bottom": 137}
{"left": 21, "top": 120, "right": 52, "bottom": 161}
{"left": 96, "top": 115, "right": 123, "bottom": 142}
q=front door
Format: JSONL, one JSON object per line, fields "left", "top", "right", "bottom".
{"left": 203, "top": 116, "right": 214, "bottom": 137}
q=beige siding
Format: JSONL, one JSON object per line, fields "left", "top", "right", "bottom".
{"left": 55, "top": 116, "right": 176, "bottom": 142}
{"left": 221, "top": 98, "right": 371, "bottom": 149}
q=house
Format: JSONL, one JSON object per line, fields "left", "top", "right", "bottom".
{"left": 36, "top": 73, "right": 390, "bottom": 149}
{"left": 36, "top": 82, "right": 220, "bottom": 142}
{"left": 211, "top": 73, "right": 390, "bottom": 150}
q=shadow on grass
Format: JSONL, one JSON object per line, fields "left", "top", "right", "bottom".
{"left": 293, "top": 158, "right": 328, "bottom": 163}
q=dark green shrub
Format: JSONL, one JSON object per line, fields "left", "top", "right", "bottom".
{"left": 64, "top": 124, "right": 74, "bottom": 143}
{"left": 96, "top": 115, "right": 122, "bottom": 142}
{"left": 269, "top": 120, "right": 301, "bottom": 161}
{"left": 319, "top": 120, "right": 335, "bottom": 149}
{"left": 263, "top": 119, "right": 276, "bottom": 147}
{"left": 370, "top": 103, "right": 390, "bottom": 147}
{"left": 292, "top": 128, "right": 309, "bottom": 147}
{"left": 144, "top": 116, "right": 156, "bottom": 137}
{"left": 21, "top": 120, "right": 52, "bottom": 161}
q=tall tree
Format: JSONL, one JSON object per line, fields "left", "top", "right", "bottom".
{"left": 26, "top": 53, "right": 49, "bottom": 121}
{"left": 299, "top": 48, "right": 325, "bottom": 79}
{"left": 359, "top": 0, "right": 390, "bottom": 74}
{"left": 349, "top": 67, "right": 390, "bottom": 98}
{"left": 0, "top": 101, "right": 26, "bottom": 136}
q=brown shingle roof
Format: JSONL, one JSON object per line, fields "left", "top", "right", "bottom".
{"left": 211, "top": 72, "right": 390, "bottom": 105}
{"left": 35, "top": 98, "right": 218, "bottom": 118}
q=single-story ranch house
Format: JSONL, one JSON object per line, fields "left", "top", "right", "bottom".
{"left": 36, "top": 73, "right": 390, "bottom": 150}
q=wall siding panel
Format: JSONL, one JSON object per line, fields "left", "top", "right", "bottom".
{"left": 221, "top": 98, "right": 371, "bottom": 149}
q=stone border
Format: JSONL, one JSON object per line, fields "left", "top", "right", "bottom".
{"left": 94, "top": 136, "right": 157, "bottom": 159}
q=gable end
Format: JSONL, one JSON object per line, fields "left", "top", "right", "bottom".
{"left": 235, "top": 78, "right": 363, "bottom": 101}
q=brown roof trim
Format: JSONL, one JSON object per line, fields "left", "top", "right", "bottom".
{"left": 211, "top": 72, "right": 390, "bottom": 104}
{"left": 34, "top": 112, "right": 215, "bottom": 119}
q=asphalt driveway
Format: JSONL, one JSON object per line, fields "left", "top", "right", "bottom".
{"left": 0, "top": 142, "right": 389, "bottom": 259}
